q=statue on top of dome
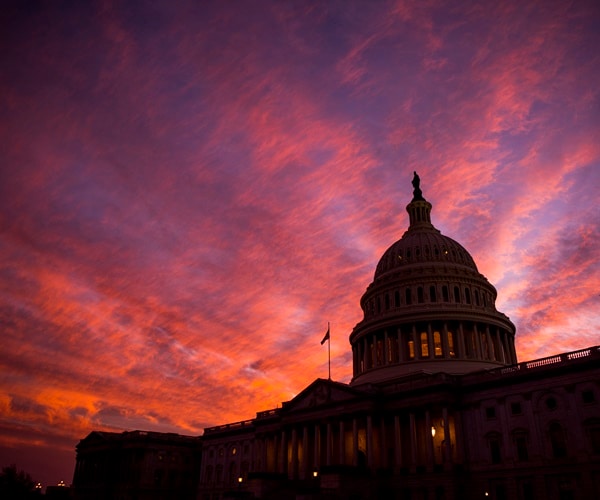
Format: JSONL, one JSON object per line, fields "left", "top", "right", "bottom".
{"left": 412, "top": 171, "right": 424, "bottom": 201}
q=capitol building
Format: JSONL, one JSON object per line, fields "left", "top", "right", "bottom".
{"left": 73, "top": 175, "right": 600, "bottom": 500}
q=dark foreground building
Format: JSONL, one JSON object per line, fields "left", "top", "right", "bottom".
{"left": 74, "top": 176, "right": 600, "bottom": 500}
{"left": 73, "top": 430, "right": 200, "bottom": 499}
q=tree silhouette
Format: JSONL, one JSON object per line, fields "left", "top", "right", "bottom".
{"left": 0, "top": 464, "right": 38, "bottom": 499}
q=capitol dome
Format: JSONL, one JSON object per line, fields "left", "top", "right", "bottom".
{"left": 349, "top": 173, "right": 516, "bottom": 386}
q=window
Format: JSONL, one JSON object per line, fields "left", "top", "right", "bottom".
{"left": 417, "top": 287, "right": 424, "bottom": 303}
{"left": 546, "top": 397, "right": 557, "bottom": 410}
{"left": 394, "top": 290, "right": 400, "bottom": 307}
{"left": 514, "top": 432, "right": 529, "bottom": 461}
{"left": 430, "top": 286, "right": 437, "bottom": 302}
{"left": 465, "top": 288, "right": 471, "bottom": 304}
{"left": 549, "top": 423, "right": 567, "bottom": 458}
{"left": 587, "top": 422, "right": 600, "bottom": 454}
{"left": 474, "top": 289, "right": 480, "bottom": 306}
{"left": 420, "top": 332, "right": 429, "bottom": 357}
{"left": 582, "top": 390, "right": 595, "bottom": 404}
{"left": 442, "top": 285, "right": 449, "bottom": 302}
{"left": 385, "top": 294, "right": 390, "bottom": 310}
{"left": 408, "top": 339, "right": 415, "bottom": 360}
{"left": 447, "top": 331, "right": 456, "bottom": 357}
{"left": 453, "top": 286, "right": 460, "bottom": 303}
{"left": 485, "top": 407, "right": 496, "bottom": 419}
{"left": 489, "top": 436, "right": 501, "bottom": 464}
{"left": 511, "top": 402, "right": 522, "bottom": 415}
{"left": 433, "top": 331, "right": 442, "bottom": 357}
{"left": 406, "top": 288, "right": 412, "bottom": 305}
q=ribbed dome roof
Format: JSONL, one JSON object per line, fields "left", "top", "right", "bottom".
{"left": 374, "top": 173, "right": 478, "bottom": 279}
{"left": 375, "top": 229, "right": 478, "bottom": 279}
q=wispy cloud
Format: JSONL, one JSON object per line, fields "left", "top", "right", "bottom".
{"left": 1, "top": 0, "right": 598, "bottom": 488}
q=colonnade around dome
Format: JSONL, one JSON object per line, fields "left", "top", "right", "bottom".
{"left": 351, "top": 320, "right": 517, "bottom": 382}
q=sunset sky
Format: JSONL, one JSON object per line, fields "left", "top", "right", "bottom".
{"left": 1, "top": 0, "right": 599, "bottom": 488}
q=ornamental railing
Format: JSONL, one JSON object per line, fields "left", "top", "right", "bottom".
{"left": 466, "top": 346, "right": 599, "bottom": 381}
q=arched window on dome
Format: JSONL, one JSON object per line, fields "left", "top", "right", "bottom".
{"left": 417, "top": 287, "right": 424, "bottom": 303}
{"left": 474, "top": 289, "right": 480, "bottom": 306}
{"left": 433, "top": 331, "right": 442, "bottom": 357}
{"left": 453, "top": 286, "right": 460, "bottom": 303}
{"left": 385, "top": 294, "right": 390, "bottom": 310}
{"left": 377, "top": 297, "right": 381, "bottom": 313}
{"left": 465, "top": 288, "right": 471, "bottom": 304}
{"left": 405, "top": 288, "right": 412, "bottom": 305}
{"left": 420, "top": 331, "right": 429, "bottom": 358}
{"left": 482, "top": 293, "right": 487, "bottom": 307}
{"left": 442, "top": 285, "right": 449, "bottom": 302}
{"left": 430, "top": 286, "right": 437, "bottom": 303}
{"left": 394, "top": 290, "right": 400, "bottom": 307}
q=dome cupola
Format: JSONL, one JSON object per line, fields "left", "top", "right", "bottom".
{"left": 349, "top": 173, "right": 516, "bottom": 386}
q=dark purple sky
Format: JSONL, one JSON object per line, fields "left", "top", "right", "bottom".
{"left": 1, "top": 0, "right": 599, "bottom": 489}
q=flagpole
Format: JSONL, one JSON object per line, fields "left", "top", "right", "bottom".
{"left": 328, "top": 321, "right": 331, "bottom": 380}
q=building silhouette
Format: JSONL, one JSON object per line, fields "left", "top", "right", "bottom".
{"left": 74, "top": 176, "right": 600, "bottom": 500}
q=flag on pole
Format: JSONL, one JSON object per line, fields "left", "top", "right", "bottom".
{"left": 320, "top": 325, "right": 330, "bottom": 345}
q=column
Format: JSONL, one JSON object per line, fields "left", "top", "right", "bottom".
{"left": 473, "top": 323, "right": 482, "bottom": 359}
{"left": 380, "top": 416, "right": 387, "bottom": 468}
{"left": 353, "top": 418, "right": 359, "bottom": 467}
{"left": 367, "top": 415, "right": 374, "bottom": 469}
{"left": 494, "top": 328, "right": 503, "bottom": 362}
{"left": 458, "top": 322, "right": 466, "bottom": 358}
{"left": 339, "top": 420, "right": 345, "bottom": 465}
{"left": 485, "top": 326, "right": 494, "bottom": 360}
{"left": 411, "top": 325, "right": 417, "bottom": 359}
{"left": 425, "top": 410, "right": 434, "bottom": 469}
{"left": 394, "top": 415, "right": 402, "bottom": 469}
{"left": 279, "top": 431, "right": 287, "bottom": 474}
{"left": 500, "top": 330, "right": 514, "bottom": 365}
{"left": 291, "top": 428, "right": 298, "bottom": 479}
{"left": 273, "top": 434, "right": 279, "bottom": 473}
{"left": 397, "top": 328, "right": 404, "bottom": 362}
{"left": 262, "top": 436, "right": 268, "bottom": 471}
{"left": 314, "top": 424, "right": 320, "bottom": 469}
{"left": 427, "top": 323, "right": 433, "bottom": 359}
{"left": 442, "top": 322, "right": 450, "bottom": 359}
{"left": 409, "top": 413, "right": 417, "bottom": 470}
{"left": 384, "top": 329, "right": 389, "bottom": 365}
{"left": 443, "top": 407, "right": 451, "bottom": 465}
{"left": 326, "top": 422, "right": 332, "bottom": 466}
{"left": 302, "top": 426, "right": 308, "bottom": 479}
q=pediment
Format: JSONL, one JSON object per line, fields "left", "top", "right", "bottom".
{"left": 282, "top": 379, "right": 363, "bottom": 412}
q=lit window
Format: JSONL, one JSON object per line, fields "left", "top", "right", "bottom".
{"left": 447, "top": 331, "right": 455, "bottom": 357}
{"left": 408, "top": 340, "right": 415, "bottom": 360}
{"left": 433, "top": 331, "right": 442, "bottom": 357}
{"left": 420, "top": 332, "right": 429, "bottom": 357}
